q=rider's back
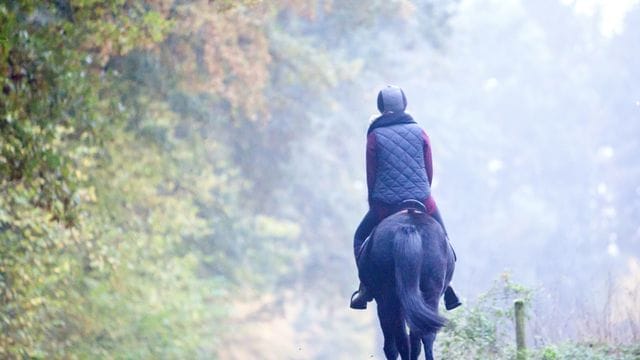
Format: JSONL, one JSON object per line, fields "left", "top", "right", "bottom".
{"left": 369, "top": 123, "right": 431, "bottom": 207}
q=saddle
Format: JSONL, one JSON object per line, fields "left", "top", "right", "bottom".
{"left": 390, "top": 199, "right": 427, "bottom": 214}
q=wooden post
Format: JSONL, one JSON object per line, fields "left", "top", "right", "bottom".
{"left": 514, "top": 299, "right": 526, "bottom": 360}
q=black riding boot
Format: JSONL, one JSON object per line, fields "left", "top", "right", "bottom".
{"left": 444, "top": 286, "right": 462, "bottom": 310}
{"left": 350, "top": 283, "right": 373, "bottom": 310}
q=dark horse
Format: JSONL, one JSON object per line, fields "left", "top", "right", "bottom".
{"left": 358, "top": 206, "right": 455, "bottom": 360}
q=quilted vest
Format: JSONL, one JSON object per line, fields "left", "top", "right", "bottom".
{"left": 370, "top": 123, "right": 431, "bottom": 206}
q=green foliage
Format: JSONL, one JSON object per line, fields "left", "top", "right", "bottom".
{"left": 0, "top": 1, "right": 219, "bottom": 357}
{"left": 2, "top": 0, "right": 374, "bottom": 356}
{"left": 436, "top": 275, "right": 640, "bottom": 360}
{"left": 535, "top": 343, "right": 640, "bottom": 360}
{"left": 437, "top": 273, "right": 532, "bottom": 359}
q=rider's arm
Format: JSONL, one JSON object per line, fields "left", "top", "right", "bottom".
{"left": 421, "top": 130, "right": 433, "bottom": 185}
{"left": 422, "top": 129, "right": 438, "bottom": 214}
{"left": 366, "top": 132, "right": 377, "bottom": 198}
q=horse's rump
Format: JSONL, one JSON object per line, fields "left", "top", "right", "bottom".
{"left": 362, "top": 211, "right": 452, "bottom": 333}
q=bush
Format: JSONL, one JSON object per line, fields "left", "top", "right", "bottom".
{"left": 435, "top": 273, "right": 639, "bottom": 360}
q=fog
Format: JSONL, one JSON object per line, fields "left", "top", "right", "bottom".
{"left": 251, "top": 0, "right": 640, "bottom": 356}
{"left": 384, "top": 0, "right": 640, "bottom": 299}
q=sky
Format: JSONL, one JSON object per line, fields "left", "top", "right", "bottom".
{"left": 560, "top": 0, "right": 640, "bottom": 37}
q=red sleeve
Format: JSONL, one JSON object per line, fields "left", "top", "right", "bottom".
{"left": 366, "top": 132, "right": 377, "bottom": 197}
{"left": 422, "top": 129, "right": 433, "bottom": 185}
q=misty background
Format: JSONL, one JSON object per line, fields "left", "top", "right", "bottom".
{"left": 1, "top": 0, "right": 639, "bottom": 358}
{"left": 223, "top": 0, "right": 640, "bottom": 356}
{"left": 238, "top": 0, "right": 640, "bottom": 356}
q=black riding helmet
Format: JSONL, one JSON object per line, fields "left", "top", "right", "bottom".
{"left": 377, "top": 85, "right": 407, "bottom": 113}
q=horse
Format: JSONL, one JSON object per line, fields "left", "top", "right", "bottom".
{"left": 357, "top": 204, "right": 455, "bottom": 360}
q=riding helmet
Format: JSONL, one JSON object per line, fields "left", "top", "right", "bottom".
{"left": 377, "top": 85, "right": 407, "bottom": 113}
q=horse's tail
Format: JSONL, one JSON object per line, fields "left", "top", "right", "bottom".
{"left": 393, "top": 225, "right": 446, "bottom": 333}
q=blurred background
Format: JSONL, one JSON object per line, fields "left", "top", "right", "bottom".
{"left": 1, "top": 0, "right": 639, "bottom": 358}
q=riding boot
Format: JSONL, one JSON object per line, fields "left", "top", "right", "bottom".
{"left": 444, "top": 285, "right": 462, "bottom": 310}
{"left": 350, "top": 283, "right": 373, "bottom": 310}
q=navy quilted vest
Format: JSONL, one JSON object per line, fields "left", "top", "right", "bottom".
{"left": 370, "top": 123, "right": 430, "bottom": 205}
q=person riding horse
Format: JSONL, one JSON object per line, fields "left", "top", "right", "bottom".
{"left": 350, "top": 85, "right": 461, "bottom": 311}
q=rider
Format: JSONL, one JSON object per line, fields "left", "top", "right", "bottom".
{"left": 350, "top": 85, "right": 461, "bottom": 311}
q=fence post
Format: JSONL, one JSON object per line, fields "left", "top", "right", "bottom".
{"left": 514, "top": 299, "right": 526, "bottom": 360}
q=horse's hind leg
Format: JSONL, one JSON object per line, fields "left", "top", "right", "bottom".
{"left": 409, "top": 331, "right": 422, "bottom": 360}
{"left": 377, "top": 298, "right": 404, "bottom": 359}
{"left": 393, "top": 317, "right": 410, "bottom": 359}
{"left": 409, "top": 330, "right": 436, "bottom": 360}
{"left": 420, "top": 332, "right": 436, "bottom": 360}
{"left": 420, "top": 294, "right": 440, "bottom": 360}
